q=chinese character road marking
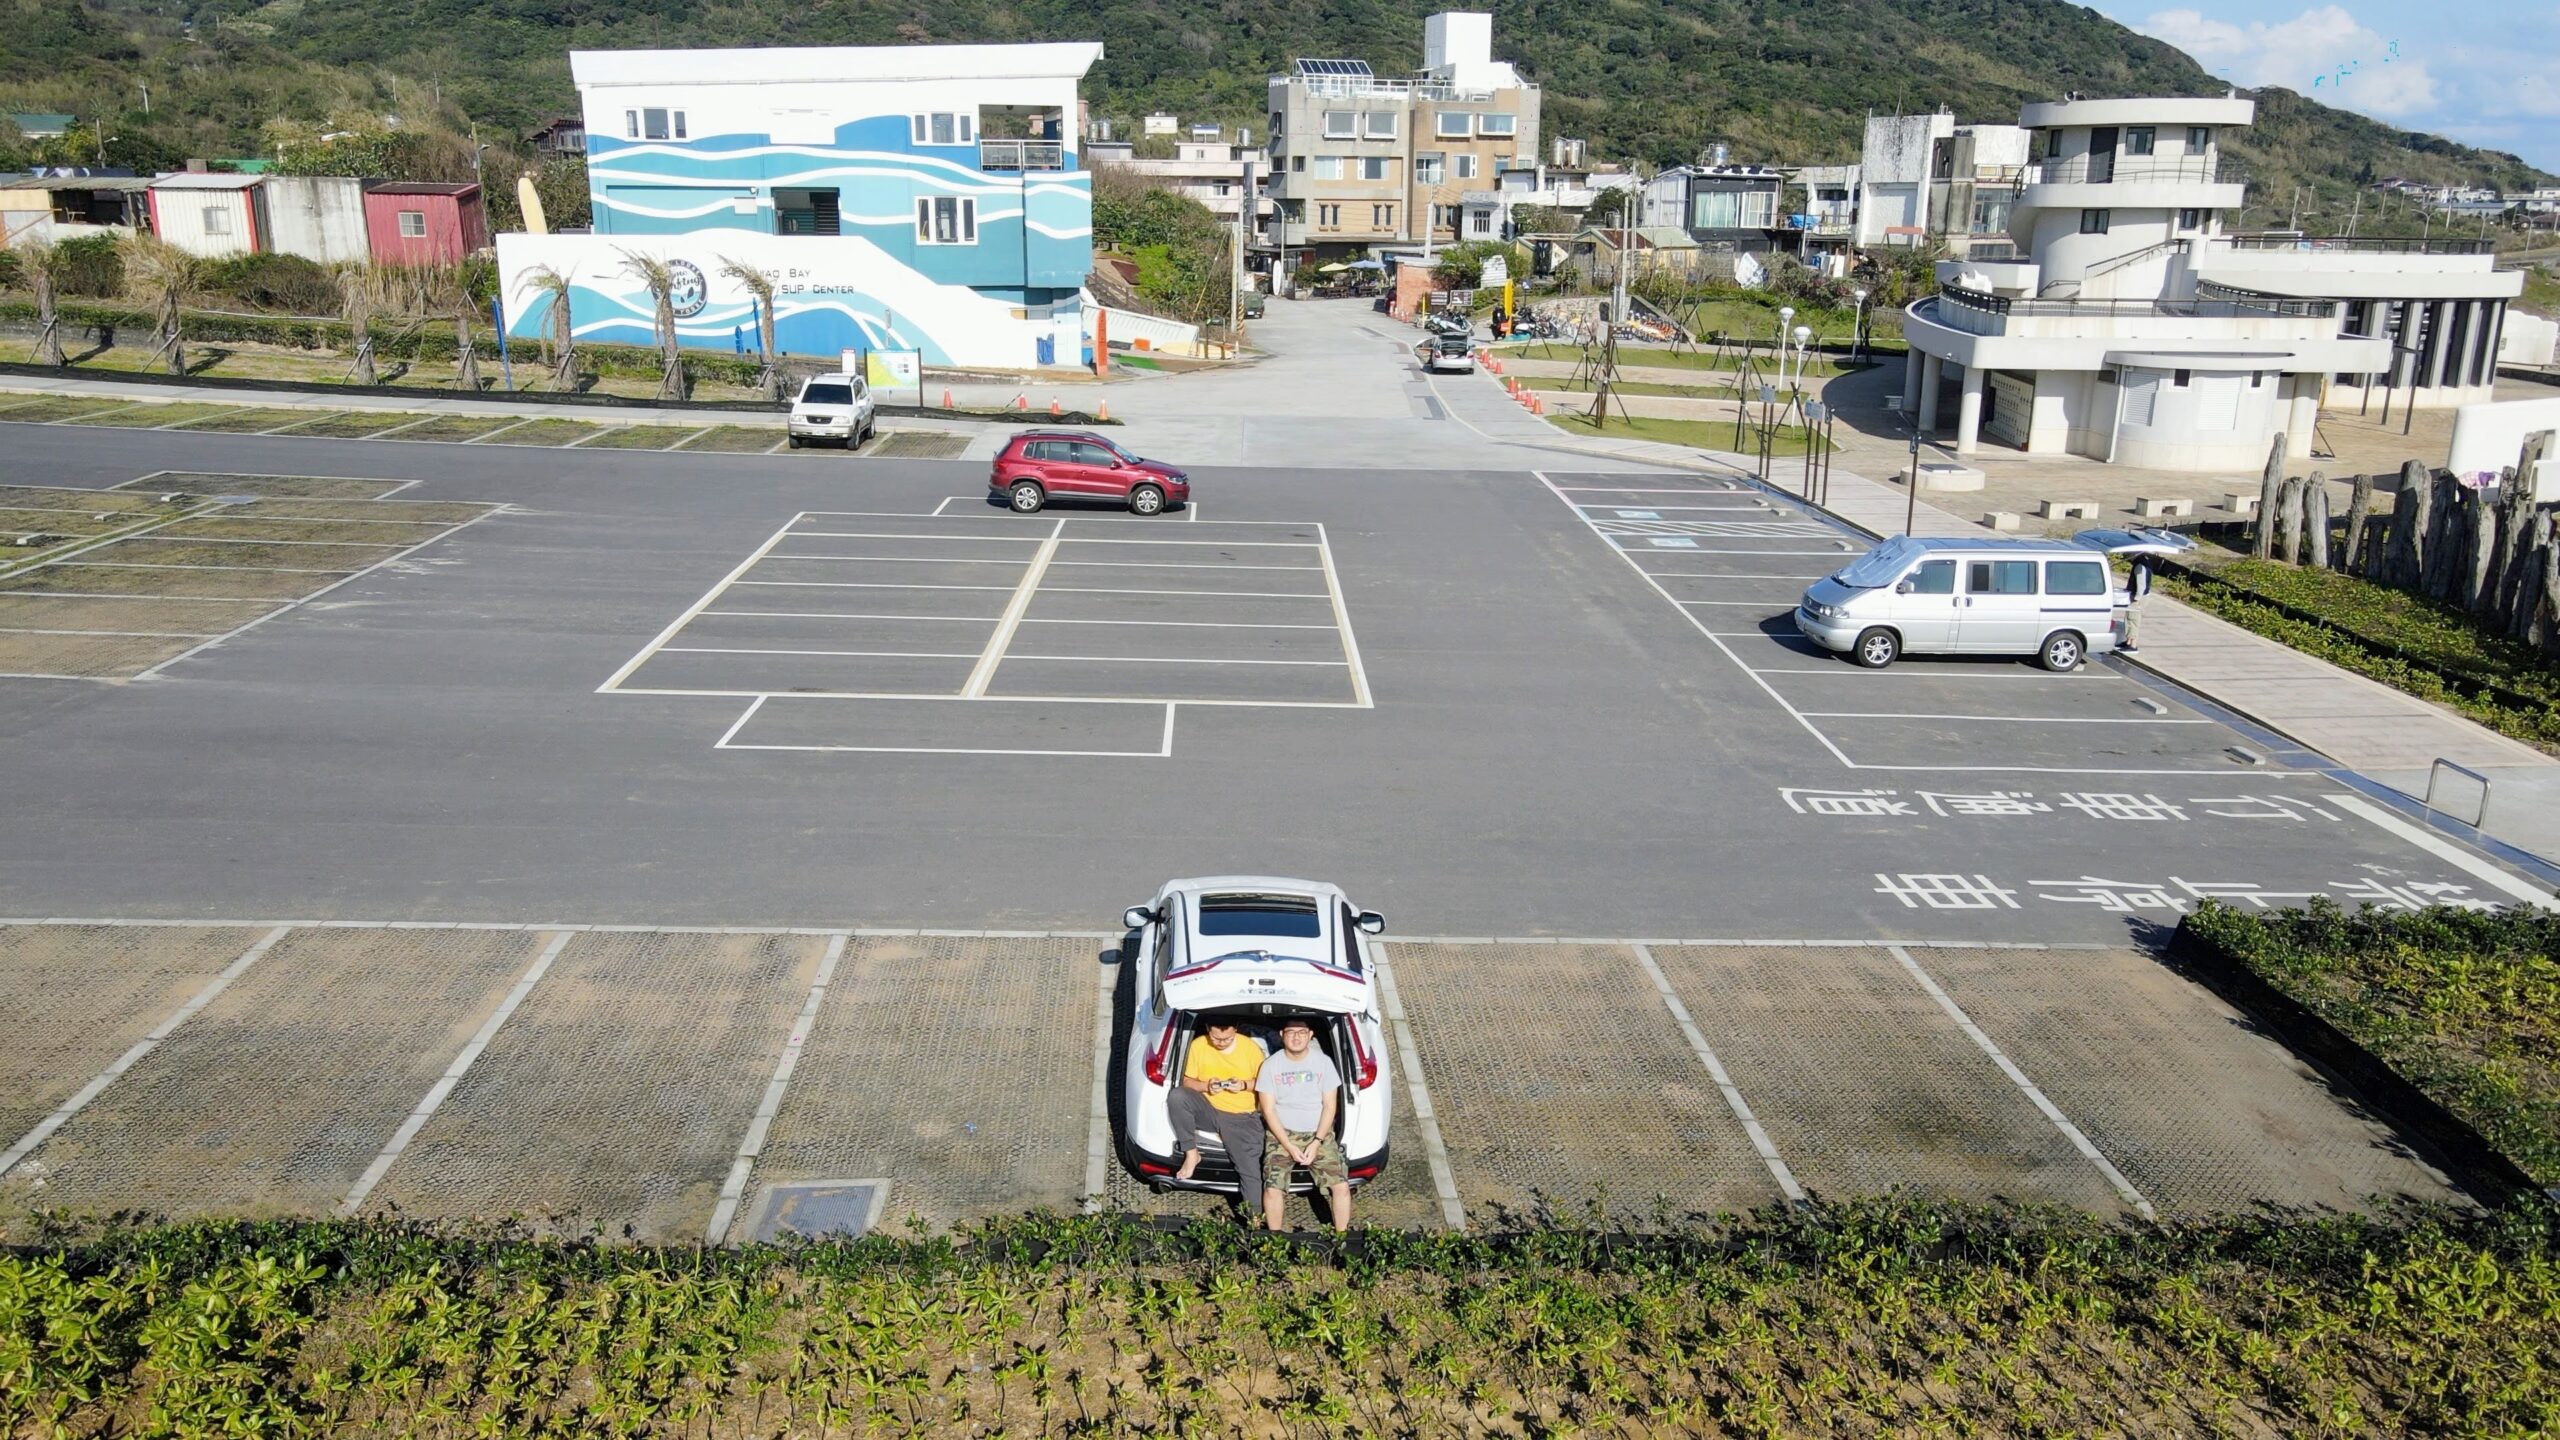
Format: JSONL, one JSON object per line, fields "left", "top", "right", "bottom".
{"left": 2056, "top": 792, "right": 2189, "bottom": 822}
{"left": 2192, "top": 795, "right": 2341, "bottom": 822}
{"left": 1917, "top": 790, "right": 2052, "bottom": 818}
{"left": 1874, "top": 873, "right": 2021, "bottom": 910}
{"left": 1784, "top": 787, "right": 1913, "bottom": 817}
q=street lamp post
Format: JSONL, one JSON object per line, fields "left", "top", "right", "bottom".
{"left": 1791, "top": 324, "right": 1811, "bottom": 392}
{"left": 1905, "top": 415, "right": 1923, "bottom": 536}
{"left": 1777, "top": 304, "right": 1794, "bottom": 352}
{"left": 1850, "top": 287, "right": 1869, "bottom": 365}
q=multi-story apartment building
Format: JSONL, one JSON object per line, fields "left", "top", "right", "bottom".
{"left": 1902, "top": 93, "right": 2521, "bottom": 469}
{"left": 494, "top": 41, "right": 1102, "bottom": 369}
{"left": 1263, "top": 12, "right": 1540, "bottom": 260}
{"left": 1858, "top": 111, "right": 2030, "bottom": 255}
{"left": 1086, "top": 130, "right": 1272, "bottom": 231}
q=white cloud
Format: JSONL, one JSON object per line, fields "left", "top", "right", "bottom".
{"left": 2139, "top": 5, "right": 2437, "bottom": 118}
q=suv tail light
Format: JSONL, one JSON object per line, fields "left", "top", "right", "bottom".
{"left": 1143, "top": 1022, "right": 1179, "bottom": 1086}
{"left": 1348, "top": 1022, "right": 1378, "bottom": 1089}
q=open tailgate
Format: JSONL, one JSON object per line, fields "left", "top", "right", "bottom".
{"left": 1162, "top": 947, "right": 1366, "bottom": 1016}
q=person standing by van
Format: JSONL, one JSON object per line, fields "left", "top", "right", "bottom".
{"left": 2120, "top": 553, "right": 2155, "bottom": 655}
{"left": 1257, "top": 1019, "right": 1352, "bottom": 1233}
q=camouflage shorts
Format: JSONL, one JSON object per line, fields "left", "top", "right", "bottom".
{"left": 1272, "top": 1130, "right": 1349, "bottom": 1189}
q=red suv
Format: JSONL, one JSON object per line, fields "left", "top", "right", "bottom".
{"left": 990, "top": 431, "right": 1191, "bottom": 516}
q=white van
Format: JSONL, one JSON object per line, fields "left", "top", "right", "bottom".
{"left": 786, "top": 373, "right": 876, "bottom": 449}
{"left": 1795, "top": 530, "right": 2192, "bottom": 671}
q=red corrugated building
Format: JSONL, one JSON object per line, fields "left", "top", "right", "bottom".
{"left": 362, "top": 182, "right": 491, "bottom": 265}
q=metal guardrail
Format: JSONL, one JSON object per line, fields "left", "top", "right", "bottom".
{"left": 2018, "top": 155, "right": 2246, "bottom": 187}
{"left": 1931, "top": 284, "right": 2338, "bottom": 322}
{"left": 2425, "top": 758, "right": 2493, "bottom": 830}
{"left": 979, "top": 139, "right": 1066, "bottom": 171}
{"left": 2226, "top": 234, "right": 2493, "bottom": 256}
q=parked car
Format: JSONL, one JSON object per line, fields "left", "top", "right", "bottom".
{"left": 787, "top": 374, "right": 876, "bottom": 449}
{"left": 988, "top": 430, "right": 1191, "bottom": 515}
{"left": 1119, "top": 877, "right": 1394, "bottom": 1196}
{"left": 1420, "top": 333, "right": 1477, "bottom": 374}
{"left": 1241, "top": 290, "right": 1267, "bottom": 320}
{"left": 1794, "top": 530, "right": 2193, "bottom": 671}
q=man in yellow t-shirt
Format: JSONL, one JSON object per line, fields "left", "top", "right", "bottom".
{"left": 1169, "top": 1019, "right": 1269, "bottom": 1200}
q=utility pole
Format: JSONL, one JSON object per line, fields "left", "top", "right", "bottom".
{"left": 2289, "top": 185, "right": 2301, "bottom": 230}
{"left": 2346, "top": 190, "right": 2360, "bottom": 238}
{"left": 1232, "top": 155, "right": 1253, "bottom": 341}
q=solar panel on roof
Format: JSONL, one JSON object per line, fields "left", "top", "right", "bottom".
{"left": 1295, "top": 58, "right": 1374, "bottom": 78}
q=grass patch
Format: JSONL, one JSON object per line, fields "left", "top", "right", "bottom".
{"left": 0, "top": 396, "right": 148, "bottom": 423}
{"left": 2163, "top": 558, "right": 2560, "bottom": 753}
{"left": 677, "top": 425, "right": 788, "bottom": 453}
{"left": 479, "top": 417, "right": 607, "bottom": 447}
{"left": 370, "top": 413, "right": 523, "bottom": 443}
{"left": 58, "top": 401, "right": 248, "bottom": 429}
{"left": 288, "top": 411, "right": 434, "bottom": 439}
{"left": 582, "top": 424, "right": 713, "bottom": 451}
{"left": 1528, "top": 375, "right": 1741, "bottom": 400}
{"left": 2180, "top": 903, "right": 2560, "bottom": 1187}
{"left": 1545, "top": 410, "right": 1817, "bottom": 457}
{"left": 1, "top": 1204, "right": 2554, "bottom": 1437}
{"left": 167, "top": 408, "right": 315, "bottom": 433}
{"left": 1495, "top": 340, "right": 1881, "bottom": 378}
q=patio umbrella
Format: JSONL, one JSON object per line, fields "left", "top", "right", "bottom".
{"left": 1345, "top": 259, "right": 1387, "bottom": 270}
{"left": 1318, "top": 261, "right": 1350, "bottom": 273}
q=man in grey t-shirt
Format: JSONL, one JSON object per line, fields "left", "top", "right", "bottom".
{"left": 1255, "top": 1017, "right": 1352, "bottom": 1232}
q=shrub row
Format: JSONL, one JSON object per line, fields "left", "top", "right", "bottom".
{"left": 2178, "top": 901, "right": 2560, "bottom": 1188}
{"left": 2162, "top": 570, "right": 2560, "bottom": 752}
{"left": 2, "top": 1201, "right": 2554, "bottom": 1437}
{"left": 0, "top": 298, "right": 772, "bottom": 387}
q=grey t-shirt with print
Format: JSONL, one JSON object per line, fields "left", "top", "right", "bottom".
{"left": 1255, "top": 1046, "right": 1342, "bottom": 1132}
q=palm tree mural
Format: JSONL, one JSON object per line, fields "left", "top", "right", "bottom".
{"left": 717, "top": 254, "right": 781, "bottom": 398}
{"left": 518, "top": 264, "right": 579, "bottom": 389}
{"left": 618, "top": 249, "right": 689, "bottom": 402}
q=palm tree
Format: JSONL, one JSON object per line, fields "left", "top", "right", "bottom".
{"left": 716, "top": 253, "right": 780, "bottom": 397}
{"left": 126, "top": 236, "right": 198, "bottom": 375}
{"left": 618, "top": 248, "right": 688, "bottom": 402}
{"left": 16, "top": 240, "right": 66, "bottom": 366}
{"left": 517, "top": 263, "right": 577, "bottom": 389}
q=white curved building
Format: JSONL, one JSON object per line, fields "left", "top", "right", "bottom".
{"left": 1900, "top": 94, "right": 2521, "bottom": 471}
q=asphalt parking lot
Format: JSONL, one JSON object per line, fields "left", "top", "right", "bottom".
{"left": 0, "top": 922, "right": 2458, "bottom": 1238}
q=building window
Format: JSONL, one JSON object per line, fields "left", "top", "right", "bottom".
{"left": 2079, "top": 208, "right": 2110, "bottom": 234}
{"left": 1372, "top": 203, "right": 1393, "bottom": 228}
{"left": 1364, "top": 111, "right": 1398, "bottom": 139}
{"left": 2186, "top": 126, "right": 2210, "bottom": 152}
{"left": 1438, "top": 112, "right": 1472, "bottom": 138}
{"left": 2178, "top": 207, "right": 2204, "bottom": 230}
{"left": 397, "top": 210, "right": 427, "bottom": 238}
{"left": 913, "top": 113, "right": 974, "bottom": 146}
{"left": 624, "top": 110, "right": 639, "bottom": 139}
{"left": 641, "top": 108, "right": 684, "bottom": 141}
{"left": 1477, "top": 113, "right": 1516, "bottom": 136}
{"left": 1317, "top": 203, "right": 1341, "bottom": 228}
{"left": 1969, "top": 192, "right": 2011, "bottom": 234}
{"left": 1454, "top": 153, "right": 1478, "bottom": 180}
{"left": 1291, "top": 154, "right": 1304, "bottom": 173}
{"left": 1312, "top": 156, "right": 1344, "bottom": 180}
{"left": 2124, "top": 126, "right": 2156, "bottom": 157}
{"left": 915, "top": 195, "right": 977, "bottom": 245}
{"left": 202, "top": 206, "right": 230, "bottom": 235}
{"left": 1324, "top": 111, "right": 1357, "bottom": 139}
{"left": 1468, "top": 210, "right": 1492, "bottom": 236}
{"left": 2172, "top": 369, "right": 2190, "bottom": 386}
{"left": 1359, "top": 156, "right": 1390, "bottom": 182}
{"left": 1416, "top": 152, "right": 1445, "bottom": 185}
{"left": 1212, "top": 180, "right": 1233, "bottom": 196}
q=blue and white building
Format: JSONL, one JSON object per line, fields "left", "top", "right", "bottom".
{"left": 496, "top": 42, "right": 1102, "bottom": 369}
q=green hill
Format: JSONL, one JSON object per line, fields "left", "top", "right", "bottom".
{"left": 3, "top": 0, "right": 2547, "bottom": 210}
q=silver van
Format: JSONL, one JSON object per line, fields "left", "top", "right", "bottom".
{"left": 1795, "top": 531, "right": 2191, "bottom": 671}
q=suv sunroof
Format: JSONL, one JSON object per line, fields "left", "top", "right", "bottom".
{"left": 1197, "top": 893, "right": 1321, "bottom": 938}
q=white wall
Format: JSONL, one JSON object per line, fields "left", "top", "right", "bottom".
{"left": 2500, "top": 310, "right": 2557, "bottom": 366}
{"left": 263, "top": 176, "right": 369, "bottom": 265}
{"left": 2448, "top": 396, "right": 2560, "bottom": 498}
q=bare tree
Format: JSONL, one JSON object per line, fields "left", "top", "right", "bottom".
{"left": 618, "top": 248, "right": 687, "bottom": 402}
{"left": 339, "top": 264, "right": 378, "bottom": 385}
{"left": 17, "top": 240, "right": 66, "bottom": 366}
{"left": 518, "top": 263, "right": 578, "bottom": 389}
{"left": 717, "top": 254, "right": 781, "bottom": 398}
{"left": 127, "top": 237, "right": 198, "bottom": 375}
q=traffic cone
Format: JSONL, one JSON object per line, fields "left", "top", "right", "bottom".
{"left": 941, "top": 388, "right": 955, "bottom": 409}
{"left": 1014, "top": 394, "right": 1028, "bottom": 412}
{"left": 1049, "top": 399, "right": 1062, "bottom": 418}
{"left": 1097, "top": 400, "right": 1110, "bottom": 421}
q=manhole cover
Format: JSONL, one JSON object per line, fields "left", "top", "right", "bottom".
{"left": 741, "top": 1179, "right": 890, "bottom": 1243}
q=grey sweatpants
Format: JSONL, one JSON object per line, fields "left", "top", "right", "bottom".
{"left": 1168, "top": 1086, "right": 1266, "bottom": 1197}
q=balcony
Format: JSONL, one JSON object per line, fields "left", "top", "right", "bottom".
{"left": 1923, "top": 283, "right": 2342, "bottom": 344}
{"left": 2017, "top": 154, "right": 2247, "bottom": 188}
{"left": 1938, "top": 282, "right": 2335, "bottom": 321}
{"left": 2224, "top": 234, "right": 2492, "bottom": 255}
{"left": 980, "top": 139, "right": 1066, "bottom": 172}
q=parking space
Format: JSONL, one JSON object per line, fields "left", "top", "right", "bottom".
{"left": 1538, "top": 470, "right": 2283, "bottom": 777}
{"left": 0, "top": 473, "right": 498, "bottom": 680}
{"left": 0, "top": 922, "right": 2469, "bottom": 1236}
{"left": 603, "top": 506, "right": 1366, "bottom": 753}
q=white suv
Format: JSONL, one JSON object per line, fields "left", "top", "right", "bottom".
{"left": 787, "top": 374, "right": 876, "bottom": 449}
{"left": 1119, "top": 877, "right": 1394, "bottom": 1196}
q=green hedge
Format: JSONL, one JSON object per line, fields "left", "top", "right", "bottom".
{"left": 2, "top": 1202, "right": 2555, "bottom": 1437}
{"left": 2181, "top": 901, "right": 2560, "bottom": 1187}
{"left": 0, "top": 298, "right": 770, "bottom": 386}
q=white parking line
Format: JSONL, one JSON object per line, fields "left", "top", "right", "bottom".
{"left": 765, "top": 554, "right": 1026, "bottom": 565}
{"left": 1797, "top": 711, "right": 2213, "bottom": 724}
{"left": 1083, "top": 943, "right": 1118, "bottom": 1212}
{"left": 340, "top": 930, "right": 574, "bottom": 1215}
{"left": 1047, "top": 560, "right": 1325, "bottom": 572}
{"left": 2326, "top": 791, "right": 2559, "bottom": 909}
{"left": 786, "top": 531, "right": 1042, "bottom": 542}
{"left": 732, "top": 580, "right": 1016, "bottom": 591}
{"left": 597, "top": 516, "right": 803, "bottom": 692}
{"left": 1011, "top": 653, "right": 1346, "bottom": 667}
{"left": 707, "top": 933, "right": 851, "bottom": 1243}
{"left": 0, "top": 926, "right": 292, "bottom": 1179}
{"left": 462, "top": 417, "right": 544, "bottom": 444}
{"left": 1370, "top": 944, "right": 1468, "bottom": 1230}
{"left": 1021, "top": 616, "right": 1337, "bottom": 630}
{"left": 963, "top": 517, "right": 1064, "bottom": 697}
{"left": 663, "top": 646, "right": 982, "bottom": 659}
{"left": 1886, "top": 943, "right": 2156, "bottom": 1219}
{"left": 1628, "top": 944, "right": 1803, "bottom": 1203}
{"left": 701, "top": 610, "right": 997, "bottom": 623}
{"left": 1052, "top": 537, "right": 1320, "bottom": 548}
{"left": 1040, "top": 585, "right": 1332, "bottom": 599}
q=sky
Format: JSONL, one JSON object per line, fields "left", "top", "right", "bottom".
{"left": 2085, "top": 0, "right": 2560, "bottom": 176}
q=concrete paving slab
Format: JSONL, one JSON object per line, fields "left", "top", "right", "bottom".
{"left": 367, "top": 932, "right": 823, "bottom": 1239}
{"left": 131, "top": 474, "right": 408, "bottom": 500}
{"left": 1920, "top": 947, "right": 2463, "bottom": 1213}
{"left": 0, "top": 630, "right": 196, "bottom": 676}
{"left": 1652, "top": 945, "right": 2132, "bottom": 1213}
{"left": 3, "top": 928, "right": 542, "bottom": 1219}
{"left": 1387, "top": 942, "right": 1779, "bottom": 1224}
{"left": 751, "top": 936, "right": 1097, "bottom": 1231}
{"left": 0, "top": 925, "right": 260, "bottom": 1144}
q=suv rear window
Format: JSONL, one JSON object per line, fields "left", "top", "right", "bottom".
{"left": 1197, "top": 892, "right": 1321, "bottom": 938}
{"left": 802, "top": 382, "right": 853, "bottom": 405}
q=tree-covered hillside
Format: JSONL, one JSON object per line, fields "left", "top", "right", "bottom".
{"left": 3, "top": 0, "right": 2548, "bottom": 209}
